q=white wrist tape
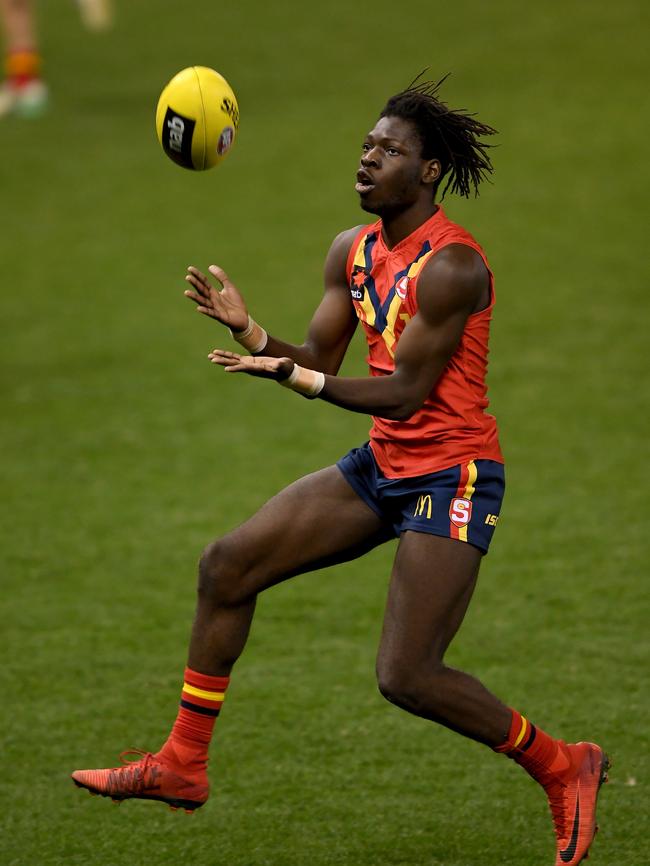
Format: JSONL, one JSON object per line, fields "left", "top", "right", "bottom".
{"left": 229, "top": 315, "right": 268, "bottom": 354}
{"left": 279, "top": 364, "right": 325, "bottom": 398}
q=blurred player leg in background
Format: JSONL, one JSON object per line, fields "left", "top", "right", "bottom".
{"left": 0, "top": 0, "right": 47, "bottom": 118}
{"left": 76, "top": 0, "right": 113, "bottom": 32}
{"left": 0, "top": 0, "right": 113, "bottom": 119}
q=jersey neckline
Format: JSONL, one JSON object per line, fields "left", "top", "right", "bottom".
{"left": 375, "top": 205, "right": 445, "bottom": 256}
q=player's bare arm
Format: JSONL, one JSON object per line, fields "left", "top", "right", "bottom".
{"left": 210, "top": 243, "right": 489, "bottom": 420}
{"left": 185, "top": 226, "right": 360, "bottom": 375}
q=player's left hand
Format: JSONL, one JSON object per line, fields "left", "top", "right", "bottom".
{"left": 208, "top": 349, "right": 294, "bottom": 381}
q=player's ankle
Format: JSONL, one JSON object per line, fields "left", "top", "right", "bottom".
{"left": 156, "top": 751, "right": 207, "bottom": 777}
{"left": 156, "top": 736, "right": 208, "bottom": 773}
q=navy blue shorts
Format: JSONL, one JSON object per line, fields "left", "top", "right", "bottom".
{"left": 336, "top": 442, "right": 505, "bottom": 554}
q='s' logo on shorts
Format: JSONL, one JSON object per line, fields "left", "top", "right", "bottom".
{"left": 449, "top": 498, "right": 472, "bottom": 527}
{"left": 414, "top": 494, "right": 432, "bottom": 519}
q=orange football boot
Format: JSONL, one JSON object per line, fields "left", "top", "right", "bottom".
{"left": 545, "top": 742, "right": 610, "bottom": 865}
{"left": 71, "top": 749, "right": 208, "bottom": 812}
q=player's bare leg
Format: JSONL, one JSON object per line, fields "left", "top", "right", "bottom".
{"left": 376, "top": 532, "right": 510, "bottom": 742}
{"left": 72, "top": 466, "right": 391, "bottom": 810}
{"left": 187, "top": 466, "right": 391, "bottom": 676}
{"left": 376, "top": 532, "right": 608, "bottom": 864}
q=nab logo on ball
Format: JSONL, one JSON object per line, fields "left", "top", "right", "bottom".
{"left": 162, "top": 107, "right": 195, "bottom": 169}
{"left": 167, "top": 116, "right": 185, "bottom": 152}
{"left": 449, "top": 497, "right": 472, "bottom": 528}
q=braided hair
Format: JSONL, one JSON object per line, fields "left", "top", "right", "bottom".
{"left": 380, "top": 74, "right": 497, "bottom": 199}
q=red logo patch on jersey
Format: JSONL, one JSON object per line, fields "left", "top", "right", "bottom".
{"left": 449, "top": 498, "right": 472, "bottom": 527}
{"left": 396, "top": 276, "right": 410, "bottom": 299}
{"left": 351, "top": 267, "right": 368, "bottom": 301}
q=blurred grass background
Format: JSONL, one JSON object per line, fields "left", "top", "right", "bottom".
{"left": 1, "top": 1, "right": 648, "bottom": 863}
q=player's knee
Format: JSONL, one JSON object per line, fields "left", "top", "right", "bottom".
{"left": 376, "top": 656, "right": 445, "bottom": 713}
{"left": 197, "top": 537, "right": 249, "bottom": 606}
{"left": 376, "top": 658, "right": 420, "bottom": 710}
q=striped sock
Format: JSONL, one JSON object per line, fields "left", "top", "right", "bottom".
{"left": 494, "top": 709, "right": 575, "bottom": 787}
{"left": 156, "top": 667, "right": 230, "bottom": 770}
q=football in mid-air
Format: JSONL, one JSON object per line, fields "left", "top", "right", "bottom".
{"left": 155, "top": 66, "right": 239, "bottom": 171}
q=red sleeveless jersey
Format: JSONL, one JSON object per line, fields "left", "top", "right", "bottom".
{"left": 345, "top": 206, "right": 503, "bottom": 479}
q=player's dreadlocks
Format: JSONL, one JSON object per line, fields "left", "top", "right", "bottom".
{"left": 380, "top": 74, "right": 497, "bottom": 199}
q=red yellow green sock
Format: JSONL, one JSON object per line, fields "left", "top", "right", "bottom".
{"left": 5, "top": 49, "right": 42, "bottom": 86}
{"left": 157, "top": 667, "right": 230, "bottom": 770}
{"left": 494, "top": 709, "right": 575, "bottom": 787}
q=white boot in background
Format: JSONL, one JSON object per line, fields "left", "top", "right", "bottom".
{"left": 0, "top": 78, "right": 48, "bottom": 118}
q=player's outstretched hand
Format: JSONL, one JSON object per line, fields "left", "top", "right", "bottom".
{"left": 184, "top": 265, "right": 249, "bottom": 332}
{"left": 208, "top": 349, "right": 294, "bottom": 381}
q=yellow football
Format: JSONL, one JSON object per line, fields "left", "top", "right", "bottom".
{"left": 155, "top": 66, "right": 239, "bottom": 171}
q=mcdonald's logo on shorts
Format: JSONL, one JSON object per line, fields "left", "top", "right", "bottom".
{"left": 449, "top": 497, "right": 472, "bottom": 528}
{"left": 414, "top": 494, "right": 433, "bottom": 519}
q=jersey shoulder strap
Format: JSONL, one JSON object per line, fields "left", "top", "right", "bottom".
{"left": 345, "top": 223, "right": 377, "bottom": 282}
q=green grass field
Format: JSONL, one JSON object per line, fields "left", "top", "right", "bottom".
{"left": 2, "top": 1, "right": 649, "bottom": 863}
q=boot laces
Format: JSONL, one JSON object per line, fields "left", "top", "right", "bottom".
{"left": 119, "top": 748, "right": 156, "bottom": 767}
{"left": 106, "top": 749, "right": 160, "bottom": 794}
{"left": 547, "top": 781, "right": 569, "bottom": 841}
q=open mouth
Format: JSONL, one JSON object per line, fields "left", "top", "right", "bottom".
{"left": 355, "top": 170, "right": 375, "bottom": 195}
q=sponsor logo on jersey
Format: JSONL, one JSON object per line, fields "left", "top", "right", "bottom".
{"left": 350, "top": 267, "right": 367, "bottom": 301}
{"left": 162, "top": 107, "right": 196, "bottom": 168}
{"left": 449, "top": 497, "right": 472, "bottom": 527}
{"left": 396, "top": 276, "right": 410, "bottom": 299}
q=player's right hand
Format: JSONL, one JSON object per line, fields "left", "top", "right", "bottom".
{"left": 184, "top": 265, "right": 249, "bottom": 332}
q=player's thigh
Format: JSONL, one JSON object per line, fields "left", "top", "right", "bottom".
{"left": 377, "top": 532, "right": 483, "bottom": 671}
{"left": 205, "top": 465, "right": 392, "bottom": 597}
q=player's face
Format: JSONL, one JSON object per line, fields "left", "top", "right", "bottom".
{"left": 356, "top": 116, "right": 438, "bottom": 215}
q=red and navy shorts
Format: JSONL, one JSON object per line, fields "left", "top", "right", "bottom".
{"left": 337, "top": 442, "right": 505, "bottom": 554}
